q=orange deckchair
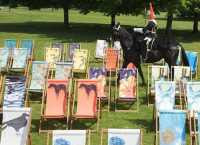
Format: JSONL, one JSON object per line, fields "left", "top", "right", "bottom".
{"left": 104, "top": 48, "right": 120, "bottom": 71}
{"left": 71, "top": 79, "right": 100, "bottom": 131}
{"left": 39, "top": 79, "right": 71, "bottom": 133}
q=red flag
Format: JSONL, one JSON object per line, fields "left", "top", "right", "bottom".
{"left": 149, "top": 2, "right": 155, "bottom": 20}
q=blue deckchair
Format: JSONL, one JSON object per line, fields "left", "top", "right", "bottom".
{"left": 156, "top": 110, "right": 186, "bottom": 145}
{"left": 20, "top": 39, "right": 34, "bottom": 58}
{"left": 186, "top": 51, "right": 198, "bottom": 77}
{"left": 4, "top": 39, "right": 17, "bottom": 49}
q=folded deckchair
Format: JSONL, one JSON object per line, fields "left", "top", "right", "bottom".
{"left": 4, "top": 39, "right": 17, "bottom": 49}
{"left": 1, "top": 76, "right": 26, "bottom": 108}
{"left": 154, "top": 81, "right": 176, "bottom": 129}
{"left": 88, "top": 68, "right": 109, "bottom": 111}
{"left": 10, "top": 48, "right": 30, "bottom": 76}
{"left": 72, "top": 49, "right": 89, "bottom": 75}
{"left": 51, "top": 42, "right": 65, "bottom": 61}
{"left": 95, "top": 40, "right": 108, "bottom": 59}
{"left": 71, "top": 79, "right": 100, "bottom": 131}
{"left": 172, "top": 66, "right": 192, "bottom": 107}
{"left": 26, "top": 61, "right": 48, "bottom": 94}
{"left": 147, "top": 65, "right": 169, "bottom": 106}
{"left": 67, "top": 43, "right": 81, "bottom": 61}
{"left": 20, "top": 39, "right": 34, "bottom": 60}
{"left": 101, "top": 128, "right": 142, "bottom": 145}
{"left": 185, "top": 82, "right": 200, "bottom": 144}
{"left": 186, "top": 51, "right": 198, "bottom": 78}
{"left": 156, "top": 110, "right": 186, "bottom": 145}
{"left": 45, "top": 47, "right": 61, "bottom": 72}
{"left": 54, "top": 62, "right": 73, "bottom": 79}
{"left": 115, "top": 68, "right": 138, "bottom": 112}
{"left": 46, "top": 130, "right": 90, "bottom": 145}
{"left": 39, "top": 79, "right": 71, "bottom": 132}
{"left": 0, "top": 107, "right": 32, "bottom": 145}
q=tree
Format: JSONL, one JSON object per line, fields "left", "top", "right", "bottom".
{"left": 178, "top": 0, "right": 200, "bottom": 33}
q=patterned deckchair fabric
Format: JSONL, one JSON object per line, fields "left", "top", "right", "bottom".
{"left": 20, "top": 39, "right": 33, "bottom": 57}
{"left": 51, "top": 42, "right": 65, "bottom": 60}
{"left": 95, "top": 40, "right": 108, "bottom": 59}
{"left": 3, "top": 76, "right": 26, "bottom": 108}
{"left": 4, "top": 39, "right": 17, "bottom": 49}
{"left": 45, "top": 47, "right": 61, "bottom": 69}
{"left": 89, "top": 68, "right": 107, "bottom": 99}
{"left": 68, "top": 43, "right": 81, "bottom": 61}
{"left": 107, "top": 129, "right": 141, "bottom": 145}
{"left": 0, "top": 48, "right": 10, "bottom": 71}
{"left": 52, "top": 130, "right": 88, "bottom": 145}
{"left": 55, "top": 62, "right": 73, "bottom": 79}
{"left": 186, "top": 82, "right": 200, "bottom": 117}
{"left": 159, "top": 110, "right": 186, "bottom": 145}
{"left": 28, "top": 61, "right": 48, "bottom": 91}
{"left": 0, "top": 107, "right": 32, "bottom": 145}
{"left": 11, "top": 48, "right": 29, "bottom": 69}
{"left": 155, "top": 81, "right": 175, "bottom": 111}
{"left": 118, "top": 68, "right": 137, "bottom": 100}
{"left": 150, "top": 65, "right": 169, "bottom": 92}
{"left": 72, "top": 49, "right": 88, "bottom": 72}
{"left": 186, "top": 51, "right": 198, "bottom": 75}
{"left": 104, "top": 48, "right": 120, "bottom": 71}
{"left": 113, "top": 41, "right": 121, "bottom": 50}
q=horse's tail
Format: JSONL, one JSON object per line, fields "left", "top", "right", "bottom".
{"left": 180, "top": 44, "right": 189, "bottom": 66}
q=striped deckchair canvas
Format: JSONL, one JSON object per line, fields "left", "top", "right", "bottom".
{"left": 0, "top": 107, "right": 32, "bottom": 145}
{"left": 3, "top": 76, "right": 26, "bottom": 108}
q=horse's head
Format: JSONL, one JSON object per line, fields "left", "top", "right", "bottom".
{"left": 112, "top": 22, "right": 121, "bottom": 42}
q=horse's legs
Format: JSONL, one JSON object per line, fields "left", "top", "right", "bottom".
{"left": 136, "top": 63, "right": 146, "bottom": 86}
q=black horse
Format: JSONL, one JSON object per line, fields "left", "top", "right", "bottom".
{"left": 112, "top": 23, "right": 189, "bottom": 85}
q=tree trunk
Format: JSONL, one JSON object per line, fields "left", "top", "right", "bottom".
{"left": 111, "top": 14, "right": 116, "bottom": 27}
{"left": 165, "top": 13, "right": 173, "bottom": 35}
{"left": 193, "top": 13, "right": 198, "bottom": 33}
{"left": 63, "top": 5, "right": 69, "bottom": 26}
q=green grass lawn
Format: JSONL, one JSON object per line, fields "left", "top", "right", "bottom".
{"left": 0, "top": 7, "right": 200, "bottom": 145}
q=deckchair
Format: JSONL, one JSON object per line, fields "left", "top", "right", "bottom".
{"left": 101, "top": 128, "right": 142, "bottom": 145}
{"left": 172, "top": 66, "right": 192, "bottom": 106}
{"left": 46, "top": 130, "right": 90, "bottom": 145}
{"left": 4, "top": 39, "right": 17, "bottom": 49}
{"left": 39, "top": 79, "right": 71, "bottom": 132}
{"left": 45, "top": 47, "right": 61, "bottom": 73}
{"left": 67, "top": 43, "right": 81, "bottom": 61}
{"left": 26, "top": 61, "right": 48, "bottom": 100}
{"left": 72, "top": 49, "right": 89, "bottom": 75}
{"left": 1, "top": 76, "right": 27, "bottom": 108}
{"left": 20, "top": 39, "right": 34, "bottom": 60}
{"left": 154, "top": 81, "right": 176, "bottom": 129}
{"left": 147, "top": 65, "right": 169, "bottom": 106}
{"left": 194, "top": 112, "right": 200, "bottom": 145}
{"left": 0, "top": 48, "right": 11, "bottom": 72}
{"left": 10, "top": 48, "right": 30, "bottom": 76}
{"left": 0, "top": 107, "right": 32, "bottom": 145}
{"left": 185, "top": 82, "right": 200, "bottom": 145}
{"left": 186, "top": 51, "right": 198, "bottom": 79}
{"left": 156, "top": 110, "right": 186, "bottom": 145}
{"left": 113, "top": 41, "right": 121, "bottom": 50}
{"left": 54, "top": 62, "right": 73, "bottom": 79}
{"left": 88, "top": 68, "right": 109, "bottom": 111}
{"left": 51, "top": 42, "right": 65, "bottom": 61}
{"left": 71, "top": 79, "right": 100, "bottom": 131}
{"left": 115, "top": 68, "right": 138, "bottom": 112}
{"left": 95, "top": 40, "right": 108, "bottom": 59}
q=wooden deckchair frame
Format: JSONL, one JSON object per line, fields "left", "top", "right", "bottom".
{"left": 171, "top": 66, "right": 192, "bottom": 109}
{"left": 155, "top": 110, "right": 187, "bottom": 145}
{"left": 46, "top": 130, "right": 91, "bottom": 145}
{"left": 100, "top": 128, "right": 143, "bottom": 145}
{"left": 147, "top": 65, "right": 170, "bottom": 106}
{"left": 9, "top": 48, "right": 31, "bottom": 77}
{"left": 44, "top": 47, "right": 62, "bottom": 77}
{"left": 26, "top": 61, "right": 49, "bottom": 104}
{"left": 71, "top": 79, "right": 100, "bottom": 132}
{"left": 0, "top": 75, "right": 29, "bottom": 108}
{"left": 114, "top": 68, "right": 139, "bottom": 112}
{"left": 87, "top": 67, "right": 110, "bottom": 112}
{"left": 72, "top": 49, "right": 90, "bottom": 77}
{"left": 19, "top": 39, "right": 35, "bottom": 61}
{"left": 39, "top": 79, "right": 72, "bottom": 133}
